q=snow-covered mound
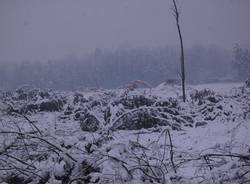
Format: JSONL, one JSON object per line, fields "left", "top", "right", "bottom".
{"left": 0, "top": 82, "right": 249, "bottom": 183}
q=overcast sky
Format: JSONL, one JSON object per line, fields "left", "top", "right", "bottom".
{"left": 0, "top": 0, "right": 250, "bottom": 62}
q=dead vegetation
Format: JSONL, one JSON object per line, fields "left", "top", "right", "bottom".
{"left": 0, "top": 83, "right": 249, "bottom": 183}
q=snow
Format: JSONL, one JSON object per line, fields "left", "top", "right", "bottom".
{"left": 0, "top": 82, "right": 249, "bottom": 183}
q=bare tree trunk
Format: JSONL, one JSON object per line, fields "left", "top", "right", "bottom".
{"left": 172, "top": 0, "right": 186, "bottom": 102}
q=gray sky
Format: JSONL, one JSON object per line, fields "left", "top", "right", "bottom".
{"left": 0, "top": 0, "right": 250, "bottom": 62}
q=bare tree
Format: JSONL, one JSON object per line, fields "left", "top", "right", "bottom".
{"left": 172, "top": 0, "right": 186, "bottom": 102}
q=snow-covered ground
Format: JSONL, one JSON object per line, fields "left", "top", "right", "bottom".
{"left": 0, "top": 82, "right": 249, "bottom": 184}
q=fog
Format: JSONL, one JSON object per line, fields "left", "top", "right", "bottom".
{"left": 1, "top": 0, "right": 250, "bottom": 61}
{"left": 0, "top": 0, "right": 250, "bottom": 89}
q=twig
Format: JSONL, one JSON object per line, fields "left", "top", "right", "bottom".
{"left": 167, "top": 129, "right": 176, "bottom": 173}
{"left": 0, "top": 131, "right": 77, "bottom": 163}
{"left": 202, "top": 153, "right": 250, "bottom": 161}
{"left": 3, "top": 153, "right": 36, "bottom": 170}
{"left": 160, "top": 129, "right": 167, "bottom": 167}
{"left": 6, "top": 104, "right": 42, "bottom": 135}
{"left": 15, "top": 112, "right": 42, "bottom": 135}
{"left": 203, "top": 155, "right": 212, "bottom": 170}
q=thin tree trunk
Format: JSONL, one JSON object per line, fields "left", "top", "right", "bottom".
{"left": 172, "top": 0, "right": 186, "bottom": 102}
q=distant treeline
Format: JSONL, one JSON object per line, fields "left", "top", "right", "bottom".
{"left": 0, "top": 45, "right": 249, "bottom": 90}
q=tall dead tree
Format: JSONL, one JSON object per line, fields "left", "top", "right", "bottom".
{"left": 172, "top": 0, "right": 186, "bottom": 102}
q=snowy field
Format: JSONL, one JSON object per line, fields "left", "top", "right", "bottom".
{"left": 0, "top": 82, "right": 249, "bottom": 184}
